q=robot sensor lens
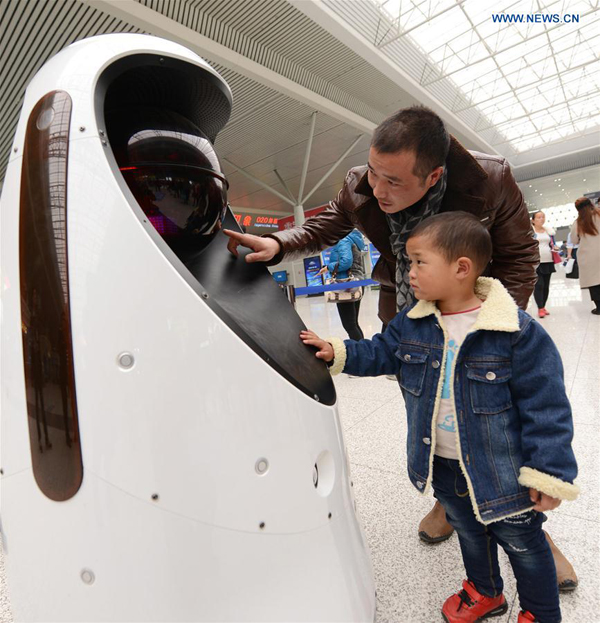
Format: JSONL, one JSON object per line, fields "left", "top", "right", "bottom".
{"left": 255, "top": 458, "right": 269, "bottom": 475}
{"left": 118, "top": 353, "right": 135, "bottom": 369}
{"left": 314, "top": 451, "right": 335, "bottom": 497}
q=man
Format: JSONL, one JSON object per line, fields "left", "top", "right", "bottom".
{"left": 224, "top": 106, "right": 577, "bottom": 591}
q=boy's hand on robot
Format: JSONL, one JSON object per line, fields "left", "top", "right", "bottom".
{"left": 529, "top": 488, "right": 562, "bottom": 512}
{"left": 300, "top": 330, "right": 334, "bottom": 363}
{"left": 223, "top": 229, "right": 281, "bottom": 263}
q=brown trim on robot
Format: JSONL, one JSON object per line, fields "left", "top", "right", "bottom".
{"left": 19, "top": 90, "right": 83, "bottom": 501}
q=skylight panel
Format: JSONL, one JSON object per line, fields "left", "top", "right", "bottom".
{"left": 569, "top": 98, "right": 600, "bottom": 118}
{"left": 409, "top": 8, "right": 471, "bottom": 54}
{"left": 497, "top": 36, "right": 555, "bottom": 68}
{"left": 374, "top": 0, "right": 459, "bottom": 31}
{"left": 481, "top": 100, "right": 528, "bottom": 125}
{"left": 556, "top": 46, "right": 597, "bottom": 73}
{"left": 529, "top": 106, "right": 571, "bottom": 130}
{"left": 573, "top": 117, "right": 600, "bottom": 133}
{"left": 451, "top": 57, "right": 498, "bottom": 87}
{"left": 504, "top": 117, "right": 539, "bottom": 139}
{"left": 349, "top": 0, "right": 600, "bottom": 151}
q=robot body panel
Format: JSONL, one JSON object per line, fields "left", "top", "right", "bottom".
{"left": 3, "top": 470, "right": 374, "bottom": 621}
{"left": 0, "top": 34, "right": 376, "bottom": 621}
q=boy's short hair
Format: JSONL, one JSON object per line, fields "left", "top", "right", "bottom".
{"left": 408, "top": 212, "right": 492, "bottom": 275}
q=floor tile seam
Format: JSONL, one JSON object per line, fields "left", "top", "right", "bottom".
{"left": 567, "top": 372, "right": 576, "bottom": 397}
{"left": 344, "top": 408, "right": 387, "bottom": 432}
{"left": 349, "top": 460, "right": 403, "bottom": 477}
{"left": 569, "top": 315, "right": 593, "bottom": 396}
{"left": 345, "top": 397, "right": 403, "bottom": 432}
{"left": 551, "top": 509, "right": 600, "bottom": 524}
{"left": 505, "top": 588, "right": 519, "bottom": 620}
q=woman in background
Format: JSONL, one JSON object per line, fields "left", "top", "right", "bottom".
{"left": 320, "top": 229, "right": 366, "bottom": 341}
{"left": 570, "top": 197, "right": 600, "bottom": 315}
{"left": 531, "top": 211, "right": 558, "bottom": 318}
{"left": 566, "top": 231, "right": 579, "bottom": 280}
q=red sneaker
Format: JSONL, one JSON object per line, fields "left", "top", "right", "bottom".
{"left": 538, "top": 308, "right": 546, "bottom": 318}
{"left": 518, "top": 612, "right": 537, "bottom": 622}
{"left": 542, "top": 308, "right": 550, "bottom": 315}
{"left": 442, "top": 580, "right": 508, "bottom": 622}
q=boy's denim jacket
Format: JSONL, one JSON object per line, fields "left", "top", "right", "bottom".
{"left": 329, "top": 278, "right": 579, "bottom": 524}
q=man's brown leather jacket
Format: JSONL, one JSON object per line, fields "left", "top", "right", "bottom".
{"left": 267, "top": 137, "right": 539, "bottom": 324}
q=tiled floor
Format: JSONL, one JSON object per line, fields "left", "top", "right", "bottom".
{"left": 0, "top": 272, "right": 597, "bottom": 622}
{"left": 294, "top": 272, "right": 599, "bottom": 623}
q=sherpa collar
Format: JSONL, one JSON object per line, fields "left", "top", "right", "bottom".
{"left": 406, "top": 277, "right": 520, "bottom": 332}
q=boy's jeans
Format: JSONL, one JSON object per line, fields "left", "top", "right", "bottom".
{"left": 432, "top": 457, "right": 561, "bottom": 623}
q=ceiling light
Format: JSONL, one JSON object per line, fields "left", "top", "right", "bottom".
{"left": 529, "top": 185, "right": 532, "bottom": 187}
{"left": 583, "top": 179, "right": 586, "bottom": 182}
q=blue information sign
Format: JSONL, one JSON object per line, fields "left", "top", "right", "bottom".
{"left": 369, "top": 243, "right": 380, "bottom": 268}
{"left": 272, "top": 270, "right": 288, "bottom": 283}
{"left": 303, "top": 256, "right": 323, "bottom": 288}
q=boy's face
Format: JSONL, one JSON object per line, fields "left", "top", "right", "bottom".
{"left": 406, "top": 235, "right": 459, "bottom": 302}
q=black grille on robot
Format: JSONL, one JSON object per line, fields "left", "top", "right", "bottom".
{"left": 102, "top": 55, "right": 232, "bottom": 143}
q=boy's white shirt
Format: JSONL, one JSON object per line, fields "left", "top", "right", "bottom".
{"left": 434, "top": 307, "right": 481, "bottom": 460}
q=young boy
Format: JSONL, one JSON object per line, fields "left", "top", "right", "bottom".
{"left": 301, "top": 212, "right": 578, "bottom": 623}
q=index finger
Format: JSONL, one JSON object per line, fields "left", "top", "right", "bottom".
{"left": 222, "top": 229, "right": 246, "bottom": 241}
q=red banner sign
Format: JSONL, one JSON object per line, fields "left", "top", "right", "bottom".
{"left": 277, "top": 205, "right": 327, "bottom": 231}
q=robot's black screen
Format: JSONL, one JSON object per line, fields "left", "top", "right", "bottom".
{"left": 177, "top": 210, "right": 337, "bottom": 406}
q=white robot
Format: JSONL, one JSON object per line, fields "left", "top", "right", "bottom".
{"left": 0, "top": 34, "right": 376, "bottom": 621}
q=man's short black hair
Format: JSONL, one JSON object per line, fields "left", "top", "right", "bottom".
{"left": 371, "top": 106, "right": 450, "bottom": 181}
{"left": 408, "top": 212, "right": 492, "bottom": 275}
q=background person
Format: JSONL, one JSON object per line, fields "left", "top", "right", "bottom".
{"left": 223, "top": 106, "right": 577, "bottom": 586}
{"left": 318, "top": 229, "right": 366, "bottom": 341}
{"left": 565, "top": 231, "right": 580, "bottom": 280}
{"left": 531, "top": 211, "right": 558, "bottom": 318}
{"left": 570, "top": 197, "right": 600, "bottom": 315}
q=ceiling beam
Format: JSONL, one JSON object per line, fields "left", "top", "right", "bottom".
{"left": 223, "top": 159, "right": 297, "bottom": 206}
{"left": 288, "top": 0, "right": 500, "bottom": 157}
{"left": 82, "top": 0, "right": 377, "bottom": 134}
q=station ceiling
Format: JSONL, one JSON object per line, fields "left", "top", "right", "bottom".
{"left": 0, "top": 0, "right": 598, "bottom": 216}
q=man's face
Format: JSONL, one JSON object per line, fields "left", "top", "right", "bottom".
{"left": 367, "top": 147, "right": 443, "bottom": 214}
{"left": 406, "top": 235, "right": 456, "bottom": 302}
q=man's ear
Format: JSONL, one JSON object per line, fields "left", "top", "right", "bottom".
{"left": 427, "top": 166, "right": 444, "bottom": 188}
{"left": 456, "top": 257, "right": 473, "bottom": 280}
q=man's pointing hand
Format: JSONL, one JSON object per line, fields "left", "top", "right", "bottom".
{"left": 223, "top": 229, "right": 281, "bottom": 263}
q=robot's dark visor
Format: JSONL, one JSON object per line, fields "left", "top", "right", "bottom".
{"left": 108, "top": 107, "right": 229, "bottom": 252}
{"left": 120, "top": 162, "right": 228, "bottom": 246}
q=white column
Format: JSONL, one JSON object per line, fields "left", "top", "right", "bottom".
{"left": 293, "top": 204, "right": 306, "bottom": 226}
